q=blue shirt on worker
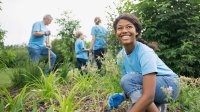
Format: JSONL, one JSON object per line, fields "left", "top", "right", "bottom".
{"left": 75, "top": 38, "right": 88, "bottom": 60}
{"left": 28, "top": 21, "right": 48, "bottom": 48}
{"left": 117, "top": 41, "right": 178, "bottom": 77}
{"left": 91, "top": 25, "right": 108, "bottom": 50}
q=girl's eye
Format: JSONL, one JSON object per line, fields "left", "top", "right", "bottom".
{"left": 117, "top": 27, "right": 122, "bottom": 30}
{"left": 127, "top": 26, "right": 132, "bottom": 29}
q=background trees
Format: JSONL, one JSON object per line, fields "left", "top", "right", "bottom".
{"left": 52, "top": 11, "right": 80, "bottom": 67}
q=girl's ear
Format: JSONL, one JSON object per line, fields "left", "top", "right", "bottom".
{"left": 136, "top": 32, "right": 138, "bottom": 35}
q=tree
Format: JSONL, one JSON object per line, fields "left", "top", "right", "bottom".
{"left": 133, "top": 0, "right": 200, "bottom": 77}
{"left": 0, "top": 1, "right": 6, "bottom": 48}
{"left": 0, "top": 25, "right": 6, "bottom": 48}
{"left": 52, "top": 11, "right": 80, "bottom": 67}
{"left": 0, "top": 1, "right": 8, "bottom": 68}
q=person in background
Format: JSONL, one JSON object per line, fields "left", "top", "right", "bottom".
{"left": 89, "top": 17, "right": 108, "bottom": 69}
{"left": 75, "top": 31, "right": 89, "bottom": 71}
{"left": 28, "top": 14, "right": 56, "bottom": 73}
{"left": 108, "top": 14, "right": 180, "bottom": 112}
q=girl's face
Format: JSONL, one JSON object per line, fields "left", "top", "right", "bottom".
{"left": 115, "top": 19, "right": 138, "bottom": 46}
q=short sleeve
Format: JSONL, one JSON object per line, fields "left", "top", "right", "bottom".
{"left": 140, "top": 51, "right": 157, "bottom": 75}
{"left": 80, "top": 40, "right": 86, "bottom": 49}
{"left": 91, "top": 26, "right": 96, "bottom": 36}
{"left": 32, "top": 22, "right": 41, "bottom": 32}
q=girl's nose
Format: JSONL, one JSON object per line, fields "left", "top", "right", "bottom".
{"left": 121, "top": 27, "right": 128, "bottom": 33}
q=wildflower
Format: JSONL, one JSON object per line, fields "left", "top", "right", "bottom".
{"left": 166, "top": 86, "right": 173, "bottom": 95}
{"left": 161, "top": 86, "right": 173, "bottom": 95}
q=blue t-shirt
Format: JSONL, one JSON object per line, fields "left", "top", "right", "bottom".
{"left": 91, "top": 25, "right": 108, "bottom": 50}
{"left": 75, "top": 38, "right": 88, "bottom": 60}
{"left": 28, "top": 21, "right": 48, "bottom": 49}
{"left": 117, "top": 41, "right": 178, "bottom": 77}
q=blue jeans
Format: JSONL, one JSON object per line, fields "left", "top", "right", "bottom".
{"left": 121, "top": 72, "right": 180, "bottom": 106}
{"left": 77, "top": 58, "right": 88, "bottom": 70}
{"left": 28, "top": 46, "right": 56, "bottom": 72}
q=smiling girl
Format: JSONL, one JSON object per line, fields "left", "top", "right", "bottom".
{"left": 108, "top": 14, "right": 180, "bottom": 112}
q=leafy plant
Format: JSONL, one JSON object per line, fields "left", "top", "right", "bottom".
{"left": 10, "top": 61, "right": 44, "bottom": 88}
{"left": 0, "top": 49, "right": 16, "bottom": 68}
{"left": 0, "top": 99, "right": 4, "bottom": 112}
{"left": 163, "top": 76, "right": 200, "bottom": 112}
{"left": 133, "top": 0, "right": 200, "bottom": 77}
{"left": 0, "top": 25, "right": 6, "bottom": 48}
{"left": 0, "top": 86, "right": 27, "bottom": 112}
{"left": 52, "top": 11, "right": 81, "bottom": 67}
{"left": 29, "top": 68, "right": 62, "bottom": 101}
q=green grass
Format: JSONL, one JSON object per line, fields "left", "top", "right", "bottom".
{"left": 0, "top": 68, "right": 13, "bottom": 88}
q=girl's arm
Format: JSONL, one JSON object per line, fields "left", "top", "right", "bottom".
{"left": 130, "top": 73, "right": 159, "bottom": 112}
{"left": 89, "top": 36, "right": 95, "bottom": 50}
{"left": 82, "top": 48, "right": 89, "bottom": 52}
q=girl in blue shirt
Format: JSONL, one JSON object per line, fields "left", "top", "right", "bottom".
{"left": 89, "top": 17, "right": 108, "bottom": 69}
{"left": 75, "top": 31, "right": 89, "bottom": 71}
{"left": 108, "top": 14, "right": 180, "bottom": 112}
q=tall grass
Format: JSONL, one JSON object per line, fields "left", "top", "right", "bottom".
{"left": 29, "top": 68, "right": 62, "bottom": 102}
{"left": 169, "top": 76, "right": 200, "bottom": 112}
{"left": 0, "top": 68, "right": 13, "bottom": 88}
{"left": 10, "top": 61, "right": 45, "bottom": 88}
{"left": 0, "top": 86, "right": 27, "bottom": 112}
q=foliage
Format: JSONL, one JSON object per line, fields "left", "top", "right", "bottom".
{"left": 52, "top": 11, "right": 80, "bottom": 68}
{"left": 132, "top": 0, "right": 200, "bottom": 77}
{"left": 0, "top": 86, "right": 27, "bottom": 112}
{"left": 0, "top": 25, "right": 6, "bottom": 48}
{"left": 0, "top": 45, "right": 29, "bottom": 69}
{"left": 11, "top": 45, "right": 29, "bottom": 67}
{"left": 29, "top": 68, "right": 63, "bottom": 101}
{"left": 10, "top": 62, "right": 45, "bottom": 88}
{"left": 0, "top": 22, "right": 7, "bottom": 68}
{"left": 0, "top": 68, "right": 13, "bottom": 88}
{"left": 0, "top": 0, "right": 6, "bottom": 48}
{"left": 168, "top": 76, "right": 200, "bottom": 112}
{"left": 0, "top": 49, "right": 16, "bottom": 68}
{"left": 106, "top": 1, "right": 122, "bottom": 55}
{"left": 58, "top": 62, "right": 72, "bottom": 79}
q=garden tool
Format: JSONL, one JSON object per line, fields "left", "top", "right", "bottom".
{"left": 47, "top": 36, "right": 51, "bottom": 71}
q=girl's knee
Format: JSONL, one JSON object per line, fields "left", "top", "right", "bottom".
{"left": 121, "top": 72, "right": 143, "bottom": 87}
{"left": 121, "top": 73, "right": 143, "bottom": 95}
{"left": 121, "top": 74, "right": 129, "bottom": 86}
